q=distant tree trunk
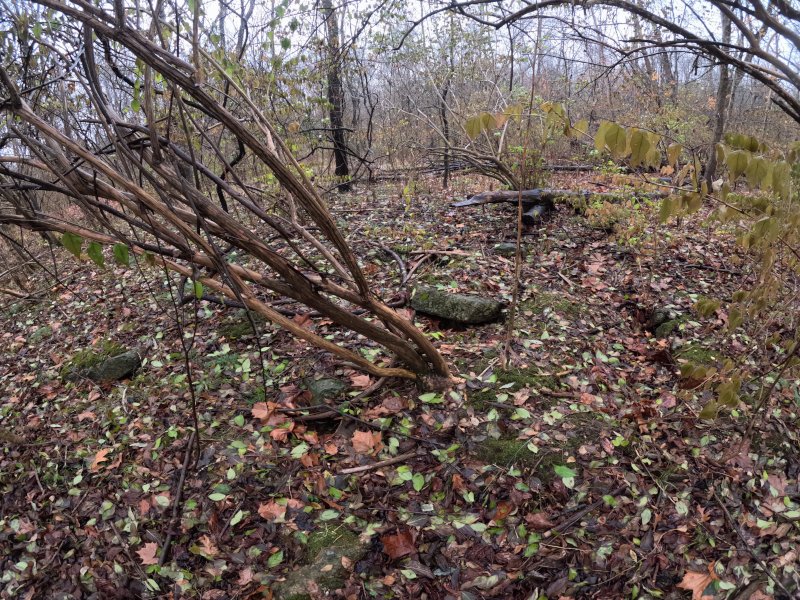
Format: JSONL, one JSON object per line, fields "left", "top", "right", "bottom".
{"left": 441, "top": 22, "right": 454, "bottom": 189}
{"left": 321, "top": 0, "right": 350, "bottom": 192}
{"left": 706, "top": 12, "right": 732, "bottom": 186}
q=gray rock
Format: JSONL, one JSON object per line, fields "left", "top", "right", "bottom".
{"left": 411, "top": 286, "right": 503, "bottom": 324}
{"left": 494, "top": 242, "right": 523, "bottom": 257}
{"left": 87, "top": 350, "right": 142, "bottom": 381}
{"left": 274, "top": 531, "right": 367, "bottom": 600}
{"left": 305, "top": 377, "right": 346, "bottom": 400}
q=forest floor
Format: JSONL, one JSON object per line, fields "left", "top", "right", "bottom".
{"left": 1, "top": 172, "right": 799, "bottom": 600}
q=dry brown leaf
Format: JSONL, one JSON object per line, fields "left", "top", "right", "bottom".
{"left": 198, "top": 535, "right": 219, "bottom": 558}
{"left": 677, "top": 569, "right": 715, "bottom": 600}
{"left": 352, "top": 430, "right": 381, "bottom": 455}
{"left": 237, "top": 567, "right": 254, "bottom": 586}
{"left": 350, "top": 374, "right": 371, "bottom": 388}
{"left": 525, "top": 512, "right": 555, "bottom": 531}
{"left": 90, "top": 448, "right": 111, "bottom": 472}
{"left": 137, "top": 542, "right": 159, "bottom": 565}
{"left": 251, "top": 402, "right": 272, "bottom": 420}
{"left": 381, "top": 529, "right": 416, "bottom": 560}
{"left": 258, "top": 500, "right": 286, "bottom": 522}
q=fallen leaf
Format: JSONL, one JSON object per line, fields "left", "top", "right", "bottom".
{"left": 352, "top": 430, "right": 381, "bottom": 455}
{"left": 525, "top": 512, "right": 555, "bottom": 531}
{"left": 237, "top": 567, "right": 254, "bottom": 586}
{"left": 251, "top": 402, "right": 272, "bottom": 420}
{"left": 137, "top": 542, "right": 159, "bottom": 565}
{"left": 677, "top": 568, "right": 715, "bottom": 600}
{"left": 76, "top": 411, "right": 96, "bottom": 422}
{"left": 198, "top": 535, "right": 218, "bottom": 558}
{"left": 350, "top": 373, "right": 371, "bottom": 388}
{"left": 258, "top": 501, "right": 286, "bottom": 522}
{"left": 90, "top": 448, "right": 111, "bottom": 472}
{"left": 381, "top": 529, "right": 415, "bottom": 560}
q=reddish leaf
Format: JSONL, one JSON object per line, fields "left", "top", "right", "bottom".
{"left": 90, "top": 448, "right": 111, "bottom": 472}
{"left": 350, "top": 374, "right": 371, "bottom": 388}
{"left": 258, "top": 501, "right": 286, "bottom": 522}
{"left": 352, "top": 430, "right": 381, "bottom": 455}
{"left": 251, "top": 402, "right": 272, "bottom": 420}
{"left": 136, "top": 542, "right": 159, "bottom": 565}
{"left": 525, "top": 512, "right": 555, "bottom": 531}
{"left": 677, "top": 568, "right": 716, "bottom": 600}
{"left": 381, "top": 529, "right": 416, "bottom": 560}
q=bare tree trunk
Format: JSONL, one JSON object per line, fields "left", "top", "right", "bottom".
{"left": 321, "top": 0, "right": 351, "bottom": 192}
{"left": 706, "top": 12, "right": 732, "bottom": 186}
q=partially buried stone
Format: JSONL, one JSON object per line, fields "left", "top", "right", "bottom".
{"left": 87, "top": 350, "right": 142, "bottom": 381}
{"left": 411, "top": 286, "right": 503, "bottom": 324}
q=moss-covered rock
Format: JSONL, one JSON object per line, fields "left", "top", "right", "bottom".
{"left": 304, "top": 377, "right": 346, "bottom": 401}
{"left": 87, "top": 350, "right": 141, "bottom": 382}
{"left": 411, "top": 286, "right": 503, "bottom": 324}
{"left": 494, "top": 242, "right": 524, "bottom": 257}
{"left": 60, "top": 340, "right": 126, "bottom": 381}
{"left": 273, "top": 526, "right": 366, "bottom": 600}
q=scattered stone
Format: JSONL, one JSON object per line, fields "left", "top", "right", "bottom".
{"left": 646, "top": 306, "right": 681, "bottom": 337}
{"left": 305, "top": 377, "right": 346, "bottom": 400}
{"left": 493, "top": 242, "right": 524, "bottom": 257}
{"left": 411, "top": 286, "right": 503, "bottom": 324}
{"left": 87, "top": 350, "right": 142, "bottom": 381}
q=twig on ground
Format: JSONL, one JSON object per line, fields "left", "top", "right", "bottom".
{"left": 339, "top": 449, "right": 420, "bottom": 475}
{"left": 379, "top": 244, "right": 408, "bottom": 286}
{"left": 159, "top": 429, "right": 197, "bottom": 567}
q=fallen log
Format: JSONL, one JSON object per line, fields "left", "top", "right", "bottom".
{"left": 452, "top": 188, "right": 670, "bottom": 225}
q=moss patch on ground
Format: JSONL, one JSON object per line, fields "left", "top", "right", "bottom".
{"left": 520, "top": 291, "right": 580, "bottom": 317}
{"left": 675, "top": 342, "right": 722, "bottom": 365}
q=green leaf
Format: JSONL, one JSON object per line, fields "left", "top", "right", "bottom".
{"left": 594, "top": 121, "right": 611, "bottom": 152}
{"left": 465, "top": 115, "right": 482, "bottom": 140}
{"left": 61, "top": 232, "right": 83, "bottom": 258}
{"left": 641, "top": 508, "right": 652, "bottom": 526}
{"left": 412, "top": 473, "right": 424, "bottom": 492}
{"left": 208, "top": 492, "right": 227, "bottom": 502}
{"left": 280, "top": 37, "right": 291, "bottom": 50}
{"left": 112, "top": 243, "right": 130, "bottom": 266}
{"left": 319, "top": 509, "right": 339, "bottom": 521}
{"left": 717, "top": 379, "right": 740, "bottom": 408}
{"left": 604, "top": 123, "right": 627, "bottom": 159}
{"left": 570, "top": 119, "right": 588, "bottom": 138}
{"left": 659, "top": 196, "right": 674, "bottom": 223}
{"left": 726, "top": 150, "right": 750, "bottom": 181}
{"left": 86, "top": 242, "right": 105, "bottom": 267}
{"left": 699, "top": 400, "right": 718, "bottom": 419}
{"left": 667, "top": 143, "right": 683, "bottom": 166}
{"left": 290, "top": 442, "right": 309, "bottom": 459}
{"left": 267, "top": 549, "right": 284, "bottom": 567}
{"left": 193, "top": 280, "right": 204, "bottom": 299}
{"left": 553, "top": 464, "right": 577, "bottom": 478}
{"left": 628, "top": 129, "right": 651, "bottom": 168}
{"left": 418, "top": 392, "right": 442, "bottom": 404}
{"left": 233, "top": 414, "right": 245, "bottom": 427}
{"left": 230, "top": 509, "right": 244, "bottom": 526}
{"left": 745, "top": 157, "right": 769, "bottom": 188}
